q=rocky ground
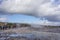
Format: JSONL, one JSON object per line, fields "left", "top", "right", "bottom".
{"left": 0, "top": 27, "right": 60, "bottom": 40}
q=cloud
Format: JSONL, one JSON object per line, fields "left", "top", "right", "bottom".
{"left": 0, "top": 0, "right": 35, "bottom": 14}
{"left": 37, "top": 2, "right": 60, "bottom": 21}
{"left": 0, "top": 0, "right": 50, "bottom": 14}
{"left": 0, "top": 0, "right": 60, "bottom": 25}
{"left": 0, "top": 17, "right": 7, "bottom": 22}
{"left": 0, "top": 15, "right": 8, "bottom": 22}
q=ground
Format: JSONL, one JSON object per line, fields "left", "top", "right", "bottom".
{"left": 0, "top": 26, "right": 60, "bottom": 40}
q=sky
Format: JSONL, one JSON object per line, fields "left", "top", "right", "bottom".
{"left": 3, "top": 14, "right": 42, "bottom": 24}
{"left": 0, "top": 0, "right": 60, "bottom": 26}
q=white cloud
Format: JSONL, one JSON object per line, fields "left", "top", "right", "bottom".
{"left": 0, "top": 0, "right": 50, "bottom": 14}
{"left": 0, "top": 0, "right": 35, "bottom": 14}
{"left": 0, "top": 17, "right": 7, "bottom": 22}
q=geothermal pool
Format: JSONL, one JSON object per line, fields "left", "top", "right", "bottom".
{"left": 0, "top": 27, "right": 60, "bottom": 40}
{"left": 0, "top": 31, "right": 60, "bottom": 40}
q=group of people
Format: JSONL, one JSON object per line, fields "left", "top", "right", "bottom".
{"left": 0, "top": 25, "right": 16, "bottom": 30}
{"left": 0, "top": 23, "right": 31, "bottom": 30}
